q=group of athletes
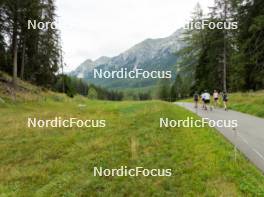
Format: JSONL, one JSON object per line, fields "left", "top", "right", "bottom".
{"left": 193, "top": 90, "right": 228, "bottom": 111}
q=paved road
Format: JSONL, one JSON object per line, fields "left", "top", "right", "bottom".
{"left": 176, "top": 102, "right": 264, "bottom": 173}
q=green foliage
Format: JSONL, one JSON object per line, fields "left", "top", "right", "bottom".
{"left": 156, "top": 79, "right": 171, "bottom": 101}
{"left": 235, "top": 0, "right": 264, "bottom": 90}
{"left": 138, "top": 92, "right": 151, "bottom": 100}
{"left": 224, "top": 91, "right": 264, "bottom": 118}
{"left": 87, "top": 86, "right": 98, "bottom": 100}
{"left": 178, "top": 0, "right": 264, "bottom": 94}
{"left": 170, "top": 74, "right": 190, "bottom": 101}
{"left": 53, "top": 75, "right": 124, "bottom": 101}
{"left": 0, "top": 0, "right": 60, "bottom": 87}
{"left": 54, "top": 75, "right": 88, "bottom": 98}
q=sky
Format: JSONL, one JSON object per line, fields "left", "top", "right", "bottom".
{"left": 56, "top": 0, "right": 214, "bottom": 72}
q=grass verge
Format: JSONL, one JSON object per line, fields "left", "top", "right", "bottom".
{"left": 181, "top": 91, "right": 264, "bottom": 118}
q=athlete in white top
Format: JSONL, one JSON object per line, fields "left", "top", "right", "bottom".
{"left": 201, "top": 92, "right": 206, "bottom": 109}
{"left": 202, "top": 91, "right": 212, "bottom": 111}
{"left": 203, "top": 92, "right": 210, "bottom": 100}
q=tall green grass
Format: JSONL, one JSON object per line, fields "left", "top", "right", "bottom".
{"left": 227, "top": 91, "right": 264, "bottom": 118}
{"left": 0, "top": 97, "right": 264, "bottom": 196}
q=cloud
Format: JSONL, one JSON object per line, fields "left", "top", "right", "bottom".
{"left": 56, "top": 0, "right": 213, "bottom": 72}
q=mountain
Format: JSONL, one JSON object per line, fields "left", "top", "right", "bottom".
{"left": 70, "top": 29, "right": 185, "bottom": 89}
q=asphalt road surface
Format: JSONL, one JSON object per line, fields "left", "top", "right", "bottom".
{"left": 176, "top": 102, "right": 264, "bottom": 173}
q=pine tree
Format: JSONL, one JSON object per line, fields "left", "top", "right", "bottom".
{"left": 236, "top": 0, "right": 264, "bottom": 90}
{"left": 178, "top": 3, "right": 210, "bottom": 93}
{"left": 0, "top": 0, "right": 61, "bottom": 87}
{"left": 212, "top": 0, "right": 237, "bottom": 92}
{"left": 178, "top": 3, "right": 204, "bottom": 87}
{"left": 0, "top": 1, "right": 6, "bottom": 71}
{"left": 2, "top": 0, "right": 20, "bottom": 86}
{"left": 171, "top": 74, "right": 183, "bottom": 101}
{"left": 156, "top": 79, "right": 171, "bottom": 101}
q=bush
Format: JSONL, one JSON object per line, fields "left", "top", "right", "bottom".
{"left": 88, "top": 87, "right": 98, "bottom": 100}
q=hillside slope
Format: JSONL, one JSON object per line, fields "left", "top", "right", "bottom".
{"left": 0, "top": 71, "right": 61, "bottom": 103}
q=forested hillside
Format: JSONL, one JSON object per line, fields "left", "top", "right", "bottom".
{"left": 0, "top": 0, "right": 124, "bottom": 101}
{"left": 175, "top": 0, "right": 264, "bottom": 98}
{"left": 0, "top": 0, "right": 60, "bottom": 87}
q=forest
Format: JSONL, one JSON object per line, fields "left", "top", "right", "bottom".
{"left": 0, "top": 0, "right": 263, "bottom": 101}
{"left": 0, "top": 0, "right": 124, "bottom": 100}
{"left": 173, "top": 0, "right": 264, "bottom": 100}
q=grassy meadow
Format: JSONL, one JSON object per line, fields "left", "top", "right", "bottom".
{"left": 0, "top": 93, "right": 264, "bottom": 196}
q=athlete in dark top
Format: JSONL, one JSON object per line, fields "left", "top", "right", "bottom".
{"left": 222, "top": 92, "right": 228, "bottom": 111}
{"left": 194, "top": 92, "right": 199, "bottom": 108}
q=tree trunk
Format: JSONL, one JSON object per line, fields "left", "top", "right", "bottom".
{"left": 12, "top": 27, "right": 18, "bottom": 87}
{"left": 12, "top": 3, "right": 18, "bottom": 88}
{"left": 20, "top": 39, "right": 26, "bottom": 80}
{"left": 223, "top": 0, "right": 227, "bottom": 92}
{"left": 61, "top": 48, "right": 65, "bottom": 93}
{"left": 223, "top": 36, "right": 227, "bottom": 92}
